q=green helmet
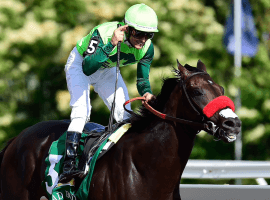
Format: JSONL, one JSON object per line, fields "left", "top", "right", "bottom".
{"left": 124, "top": 3, "right": 158, "bottom": 33}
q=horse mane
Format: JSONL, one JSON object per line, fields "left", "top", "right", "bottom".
{"left": 130, "top": 64, "right": 203, "bottom": 132}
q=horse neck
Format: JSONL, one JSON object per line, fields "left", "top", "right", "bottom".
{"left": 163, "top": 83, "right": 199, "bottom": 134}
{"left": 160, "top": 83, "right": 198, "bottom": 170}
{"left": 130, "top": 84, "right": 196, "bottom": 182}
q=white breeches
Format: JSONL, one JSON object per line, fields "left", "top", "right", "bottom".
{"left": 65, "top": 47, "right": 131, "bottom": 133}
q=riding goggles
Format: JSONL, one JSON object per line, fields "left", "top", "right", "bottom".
{"left": 130, "top": 27, "right": 154, "bottom": 40}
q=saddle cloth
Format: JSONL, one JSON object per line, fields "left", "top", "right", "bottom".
{"left": 41, "top": 121, "right": 131, "bottom": 200}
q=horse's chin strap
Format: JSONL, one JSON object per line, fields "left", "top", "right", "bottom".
{"left": 123, "top": 97, "right": 214, "bottom": 134}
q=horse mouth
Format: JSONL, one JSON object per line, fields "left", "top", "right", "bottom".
{"left": 217, "top": 117, "right": 242, "bottom": 143}
{"left": 219, "top": 129, "right": 238, "bottom": 143}
{"left": 225, "top": 132, "right": 237, "bottom": 142}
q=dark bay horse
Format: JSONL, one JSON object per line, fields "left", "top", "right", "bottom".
{"left": 0, "top": 60, "right": 241, "bottom": 200}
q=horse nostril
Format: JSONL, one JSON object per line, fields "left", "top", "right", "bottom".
{"left": 223, "top": 119, "right": 236, "bottom": 128}
{"left": 236, "top": 118, "right": 242, "bottom": 127}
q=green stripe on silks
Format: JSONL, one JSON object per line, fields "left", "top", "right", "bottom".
{"left": 75, "top": 137, "right": 109, "bottom": 200}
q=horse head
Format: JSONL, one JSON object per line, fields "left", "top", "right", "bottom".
{"left": 176, "top": 60, "right": 241, "bottom": 143}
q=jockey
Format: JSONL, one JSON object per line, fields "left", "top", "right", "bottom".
{"left": 59, "top": 3, "right": 158, "bottom": 182}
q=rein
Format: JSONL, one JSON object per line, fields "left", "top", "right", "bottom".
{"left": 124, "top": 97, "right": 210, "bottom": 132}
{"left": 108, "top": 24, "right": 121, "bottom": 133}
{"left": 123, "top": 71, "right": 232, "bottom": 136}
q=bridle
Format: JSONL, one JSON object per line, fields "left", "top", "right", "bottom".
{"left": 179, "top": 71, "right": 220, "bottom": 137}
{"left": 124, "top": 71, "right": 221, "bottom": 137}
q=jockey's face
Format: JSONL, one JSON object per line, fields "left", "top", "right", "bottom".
{"left": 129, "top": 35, "right": 147, "bottom": 49}
{"left": 128, "top": 27, "right": 154, "bottom": 49}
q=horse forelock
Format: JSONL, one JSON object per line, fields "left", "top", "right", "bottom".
{"left": 174, "top": 64, "right": 204, "bottom": 81}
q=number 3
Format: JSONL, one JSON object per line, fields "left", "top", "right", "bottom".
{"left": 45, "top": 154, "right": 63, "bottom": 195}
{"left": 86, "top": 40, "right": 98, "bottom": 54}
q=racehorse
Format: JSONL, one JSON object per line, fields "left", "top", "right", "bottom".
{"left": 0, "top": 60, "right": 241, "bottom": 200}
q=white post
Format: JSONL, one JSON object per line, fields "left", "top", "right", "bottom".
{"left": 234, "top": 0, "right": 242, "bottom": 185}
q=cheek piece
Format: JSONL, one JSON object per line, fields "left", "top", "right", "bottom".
{"left": 203, "top": 96, "right": 235, "bottom": 118}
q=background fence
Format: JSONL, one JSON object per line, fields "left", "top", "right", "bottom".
{"left": 180, "top": 160, "right": 270, "bottom": 200}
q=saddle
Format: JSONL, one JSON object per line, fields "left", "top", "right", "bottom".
{"left": 62, "top": 119, "right": 131, "bottom": 179}
{"left": 78, "top": 121, "right": 124, "bottom": 174}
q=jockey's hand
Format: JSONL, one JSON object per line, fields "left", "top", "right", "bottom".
{"left": 111, "top": 25, "right": 128, "bottom": 46}
{"left": 142, "top": 92, "right": 156, "bottom": 105}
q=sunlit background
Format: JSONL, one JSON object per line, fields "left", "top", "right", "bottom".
{"left": 0, "top": 0, "right": 270, "bottom": 186}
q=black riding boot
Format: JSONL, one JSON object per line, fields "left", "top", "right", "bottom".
{"left": 59, "top": 131, "right": 81, "bottom": 183}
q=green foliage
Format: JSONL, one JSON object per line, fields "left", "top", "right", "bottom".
{"left": 1, "top": 0, "right": 270, "bottom": 185}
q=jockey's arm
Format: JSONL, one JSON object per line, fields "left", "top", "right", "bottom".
{"left": 82, "top": 30, "right": 114, "bottom": 76}
{"left": 136, "top": 42, "right": 154, "bottom": 97}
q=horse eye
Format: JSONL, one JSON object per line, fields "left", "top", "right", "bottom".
{"left": 193, "top": 90, "right": 202, "bottom": 96}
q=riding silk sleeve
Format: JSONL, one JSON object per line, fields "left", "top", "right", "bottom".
{"left": 136, "top": 42, "right": 154, "bottom": 96}
{"left": 82, "top": 30, "right": 114, "bottom": 76}
{"left": 81, "top": 26, "right": 154, "bottom": 96}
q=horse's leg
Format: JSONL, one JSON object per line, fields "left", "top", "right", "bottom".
{"left": 1, "top": 139, "right": 36, "bottom": 200}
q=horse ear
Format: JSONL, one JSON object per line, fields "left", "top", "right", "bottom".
{"left": 177, "top": 59, "right": 190, "bottom": 79}
{"left": 197, "top": 60, "right": 207, "bottom": 72}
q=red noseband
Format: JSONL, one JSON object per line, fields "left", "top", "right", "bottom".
{"left": 203, "top": 96, "right": 235, "bottom": 118}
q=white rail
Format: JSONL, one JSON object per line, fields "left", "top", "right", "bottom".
{"left": 182, "top": 159, "right": 270, "bottom": 179}
{"left": 180, "top": 160, "right": 270, "bottom": 200}
{"left": 179, "top": 184, "right": 270, "bottom": 200}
